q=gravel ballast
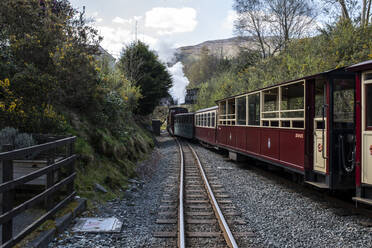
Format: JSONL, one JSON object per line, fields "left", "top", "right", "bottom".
{"left": 192, "top": 144, "right": 372, "bottom": 248}
{"left": 48, "top": 133, "right": 178, "bottom": 248}
{"left": 48, "top": 133, "right": 372, "bottom": 248}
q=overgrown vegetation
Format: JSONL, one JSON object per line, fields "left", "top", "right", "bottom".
{"left": 0, "top": 0, "right": 170, "bottom": 201}
{"left": 193, "top": 1, "right": 372, "bottom": 110}
{"left": 0, "top": 127, "right": 36, "bottom": 151}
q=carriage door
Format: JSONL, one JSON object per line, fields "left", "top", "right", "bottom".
{"left": 313, "top": 80, "right": 327, "bottom": 173}
{"left": 362, "top": 71, "right": 372, "bottom": 184}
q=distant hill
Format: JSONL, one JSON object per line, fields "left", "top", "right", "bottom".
{"left": 174, "top": 37, "right": 257, "bottom": 64}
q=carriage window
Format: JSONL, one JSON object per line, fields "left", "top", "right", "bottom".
{"left": 333, "top": 78, "right": 354, "bottom": 128}
{"left": 281, "top": 121, "right": 290, "bottom": 127}
{"left": 315, "top": 80, "right": 326, "bottom": 118}
{"left": 237, "top": 96, "right": 247, "bottom": 125}
{"left": 271, "top": 121, "right": 279, "bottom": 127}
{"left": 248, "top": 93, "right": 260, "bottom": 126}
{"left": 207, "top": 113, "right": 211, "bottom": 127}
{"left": 263, "top": 88, "right": 279, "bottom": 118}
{"left": 212, "top": 112, "right": 215, "bottom": 127}
{"left": 293, "top": 121, "right": 304, "bottom": 128}
{"left": 219, "top": 101, "right": 227, "bottom": 125}
{"left": 280, "top": 82, "right": 304, "bottom": 118}
{"left": 366, "top": 73, "right": 372, "bottom": 81}
{"left": 227, "top": 99, "right": 236, "bottom": 125}
{"left": 366, "top": 84, "right": 372, "bottom": 128}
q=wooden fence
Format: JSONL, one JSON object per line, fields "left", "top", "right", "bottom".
{"left": 0, "top": 136, "right": 77, "bottom": 248}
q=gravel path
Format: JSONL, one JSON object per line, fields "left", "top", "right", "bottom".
{"left": 49, "top": 133, "right": 178, "bottom": 248}
{"left": 192, "top": 144, "right": 372, "bottom": 248}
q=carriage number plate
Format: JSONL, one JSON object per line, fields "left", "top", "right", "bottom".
{"left": 295, "top": 133, "right": 304, "bottom": 139}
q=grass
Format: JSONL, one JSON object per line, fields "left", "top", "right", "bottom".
{"left": 72, "top": 118, "right": 154, "bottom": 204}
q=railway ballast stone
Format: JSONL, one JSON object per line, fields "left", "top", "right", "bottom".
{"left": 94, "top": 183, "right": 108, "bottom": 194}
{"left": 193, "top": 144, "right": 372, "bottom": 248}
{"left": 48, "top": 134, "right": 178, "bottom": 247}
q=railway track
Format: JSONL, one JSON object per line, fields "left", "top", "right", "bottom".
{"left": 154, "top": 139, "right": 253, "bottom": 247}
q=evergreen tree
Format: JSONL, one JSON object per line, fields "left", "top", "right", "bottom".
{"left": 118, "top": 41, "right": 172, "bottom": 115}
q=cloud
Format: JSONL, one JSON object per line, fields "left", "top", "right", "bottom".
{"left": 87, "top": 11, "right": 103, "bottom": 24}
{"left": 152, "top": 40, "right": 177, "bottom": 63}
{"left": 145, "top": 7, "right": 197, "bottom": 35}
{"left": 91, "top": 11, "right": 99, "bottom": 17}
{"left": 222, "top": 10, "right": 238, "bottom": 34}
{"left": 97, "top": 25, "right": 158, "bottom": 58}
{"left": 112, "top": 16, "right": 131, "bottom": 24}
{"left": 168, "top": 62, "right": 190, "bottom": 104}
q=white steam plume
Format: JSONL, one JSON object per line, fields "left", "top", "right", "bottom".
{"left": 168, "top": 62, "right": 189, "bottom": 104}
{"left": 153, "top": 41, "right": 190, "bottom": 104}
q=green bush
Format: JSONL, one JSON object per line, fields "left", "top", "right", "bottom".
{"left": 0, "top": 127, "right": 36, "bottom": 151}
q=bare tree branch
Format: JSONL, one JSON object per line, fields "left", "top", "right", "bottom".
{"left": 234, "top": 0, "right": 317, "bottom": 56}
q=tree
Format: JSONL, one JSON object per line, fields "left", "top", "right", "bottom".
{"left": 184, "top": 46, "right": 231, "bottom": 87}
{"left": 0, "top": 0, "right": 101, "bottom": 108}
{"left": 118, "top": 41, "right": 172, "bottom": 115}
{"left": 234, "top": 0, "right": 317, "bottom": 57}
{"left": 0, "top": 0, "right": 103, "bottom": 132}
{"left": 362, "top": 0, "right": 372, "bottom": 26}
{"left": 234, "top": 0, "right": 274, "bottom": 58}
{"left": 322, "top": 0, "right": 371, "bottom": 26}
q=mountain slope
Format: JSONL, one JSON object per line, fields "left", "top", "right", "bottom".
{"left": 175, "top": 37, "right": 257, "bottom": 63}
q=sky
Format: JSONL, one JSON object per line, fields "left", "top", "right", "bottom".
{"left": 69, "top": 0, "right": 236, "bottom": 58}
{"left": 69, "top": 0, "right": 237, "bottom": 103}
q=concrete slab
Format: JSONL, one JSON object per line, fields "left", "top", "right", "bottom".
{"left": 72, "top": 217, "right": 122, "bottom": 233}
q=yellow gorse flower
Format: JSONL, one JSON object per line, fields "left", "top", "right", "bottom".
{"left": 9, "top": 101, "right": 16, "bottom": 112}
{"left": 0, "top": 78, "right": 10, "bottom": 87}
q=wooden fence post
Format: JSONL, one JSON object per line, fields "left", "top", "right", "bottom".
{"left": 67, "top": 141, "right": 75, "bottom": 195}
{"left": 2, "top": 144, "right": 14, "bottom": 244}
{"left": 45, "top": 150, "right": 55, "bottom": 211}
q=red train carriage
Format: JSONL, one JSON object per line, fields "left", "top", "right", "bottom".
{"left": 348, "top": 60, "right": 372, "bottom": 205}
{"left": 194, "top": 106, "right": 218, "bottom": 147}
{"left": 167, "top": 106, "right": 188, "bottom": 135}
{"left": 215, "top": 68, "right": 356, "bottom": 190}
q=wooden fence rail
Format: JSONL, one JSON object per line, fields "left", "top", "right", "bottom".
{"left": 0, "top": 136, "right": 76, "bottom": 248}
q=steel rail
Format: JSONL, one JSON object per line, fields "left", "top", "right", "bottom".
{"left": 188, "top": 144, "right": 239, "bottom": 248}
{"left": 176, "top": 139, "right": 186, "bottom": 248}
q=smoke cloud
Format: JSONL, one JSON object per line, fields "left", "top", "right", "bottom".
{"left": 153, "top": 40, "right": 190, "bottom": 104}
{"left": 168, "top": 62, "right": 189, "bottom": 104}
